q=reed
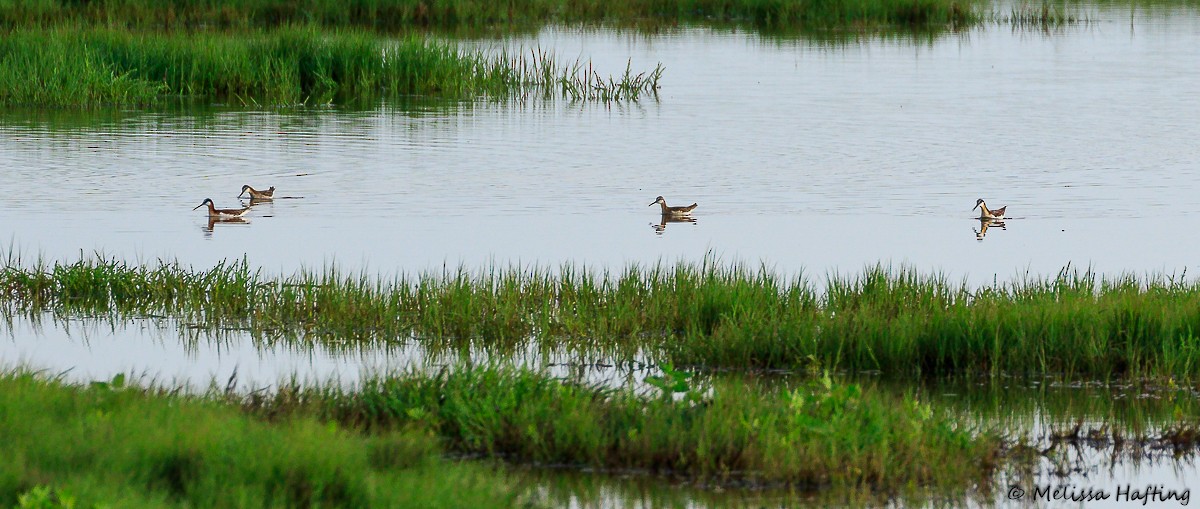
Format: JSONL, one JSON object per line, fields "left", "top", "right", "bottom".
{"left": 991, "top": 1, "right": 1084, "bottom": 26}
{"left": 240, "top": 366, "right": 1000, "bottom": 491}
{"left": 0, "top": 27, "right": 662, "bottom": 107}
{"left": 0, "top": 371, "right": 534, "bottom": 509}
{"left": 0, "top": 0, "right": 979, "bottom": 31}
{"left": 6, "top": 256, "right": 1200, "bottom": 379}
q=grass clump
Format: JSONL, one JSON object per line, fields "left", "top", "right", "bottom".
{"left": 0, "top": 371, "right": 534, "bottom": 509}
{"left": 244, "top": 366, "right": 1000, "bottom": 491}
{"left": 7, "top": 255, "right": 1200, "bottom": 379}
{"left": 0, "top": 27, "right": 663, "bottom": 107}
{"left": 0, "top": 0, "right": 978, "bottom": 31}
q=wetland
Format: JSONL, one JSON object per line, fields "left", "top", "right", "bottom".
{"left": 3, "top": 0, "right": 1200, "bottom": 507}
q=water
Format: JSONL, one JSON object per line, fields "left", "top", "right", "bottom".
{"left": 3, "top": 5, "right": 1200, "bottom": 507}
{"left": 517, "top": 379, "right": 1200, "bottom": 508}
{"left": 2, "top": 312, "right": 1200, "bottom": 507}
{"left": 0, "top": 313, "right": 654, "bottom": 391}
{"left": 3, "top": 12, "right": 1200, "bottom": 283}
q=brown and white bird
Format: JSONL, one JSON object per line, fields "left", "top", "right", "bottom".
{"left": 193, "top": 198, "right": 251, "bottom": 218}
{"left": 239, "top": 185, "right": 275, "bottom": 200}
{"left": 649, "top": 196, "right": 698, "bottom": 217}
{"left": 974, "top": 198, "right": 1007, "bottom": 220}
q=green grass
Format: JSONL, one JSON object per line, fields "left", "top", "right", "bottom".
{"left": 0, "top": 0, "right": 979, "bottom": 31}
{"left": 0, "top": 367, "right": 1002, "bottom": 503}
{"left": 0, "top": 27, "right": 663, "bottom": 107}
{"left": 0, "top": 371, "right": 535, "bottom": 509}
{"left": 7, "top": 255, "right": 1200, "bottom": 379}
{"left": 238, "top": 366, "right": 1000, "bottom": 492}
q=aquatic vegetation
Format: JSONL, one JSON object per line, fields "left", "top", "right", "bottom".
{"left": 922, "top": 376, "right": 1200, "bottom": 431}
{"left": 902, "top": 377, "right": 1200, "bottom": 467}
{"left": 0, "top": 0, "right": 978, "bottom": 31}
{"left": 991, "top": 1, "right": 1086, "bottom": 26}
{"left": 0, "top": 371, "right": 533, "bottom": 509}
{"left": 0, "top": 27, "right": 663, "bottom": 107}
{"left": 0, "top": 366, "right": 1001, "bottom": 500}
{"left": 6, "top": 256, "right": 1200, "bottom": 379}
{"left": 876, "top": 378, "right": 1200, "bottom": 500}
{"left": 242, "top": 366, "right": 1000, "bottom": 491}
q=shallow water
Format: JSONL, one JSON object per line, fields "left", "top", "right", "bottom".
{"left": 3, "top": 311, "right": 1200, "bottom": 507}
{"left": 3, "top": 9, "right": 1200, "bottom": 285}
{"left": 0, "top": 313, "right": 654, "bottom": 391}
{"left": 520, "top": 378, "right": 1200, "bottom": 508}
{"left": 3, "top": 4, "right": 1200, "bottom": 507}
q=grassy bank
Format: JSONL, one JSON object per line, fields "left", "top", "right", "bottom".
{"left": 0, "top": 372, "right": 533, "bottom": 509}
{"left": 0, "top": 0, "right": 977, "bottom": 31}
{"left": 6, "top": 257, "right": 1200, "bottom": 379}
{"left": 0, "top": 27, "right": 662, "bottom": 107}
{"left": 255, "top": 367, "right": 998, "bottom": 490}
{"left": 0, "top": 367, "right": 998, "bottom": 497}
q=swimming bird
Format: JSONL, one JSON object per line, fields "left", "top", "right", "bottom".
{"left": 974, "top": 199, "right": 1007, "bottom": 220}
{"left": 193, "top": 198, "right": 251, "bottom": 218}
{"left": 649, "top": 196, "right": 698, "bottom": 217}
{"left": 238, "top": 185, "right": 275, "bottom": 200}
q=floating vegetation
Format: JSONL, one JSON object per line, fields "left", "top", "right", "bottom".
{"left": 0, "top": 28, "right": 662, "bottom": 107}
{"left": 7, "top": 256, "right": 1200, "bottom": 380}
{"left": 0, "top": 0, "right": 979, "bottom": 32}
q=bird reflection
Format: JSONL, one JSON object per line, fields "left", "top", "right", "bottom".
{"left": 202, "top": 216, "right": 249, "bottom": 237}
{"left": 974, "top": 218, "right": 1006, "bottom": 241}
{"left": 242, "top": 197, "right": 273, "bottom": 207}
{"left": 651, "top": 215, "right": 697, "bottom": 235}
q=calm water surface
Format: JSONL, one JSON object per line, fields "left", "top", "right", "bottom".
{"left": 6, "top": 312, "right": 1198, "bottom": 508}
{"left": 3, "top": 5, "right": 1200, "bottom": 507}
{"left": 3, "top": 10, "right": 1200, "bottom": 284}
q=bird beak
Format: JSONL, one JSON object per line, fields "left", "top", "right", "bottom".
{"left": 972, "top": 203, "right": 980, "bottom": 211}
{"left": 193, "top": 204, "right": 204, "bottom": 210}
{"left": 648, "top": 202, "right": 654, "bottom": 206}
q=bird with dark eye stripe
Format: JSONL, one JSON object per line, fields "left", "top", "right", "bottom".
{"left": 649, "top": 196, "right": 698, "bottom": 217}
{"left": 974, "top": 198, "right": 1006, "bottom": 220}
{"left": 193, "top": 198, "right": 251, "bottom": 218}
{"left": 239, "top": 185, "right": 275, "bottom": 200}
